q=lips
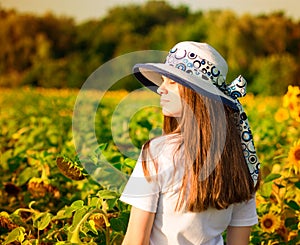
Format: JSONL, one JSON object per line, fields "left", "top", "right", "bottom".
{"left": 160, "top": 98, "right": 169, "bottom": 105}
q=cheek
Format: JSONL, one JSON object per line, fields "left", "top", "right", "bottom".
{"left": 164, "top": 94, "right": 182, "bottom": 117}
{"left": 173, "top": 95, "right": 182, "bottom": 111}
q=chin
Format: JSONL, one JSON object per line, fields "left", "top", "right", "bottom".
{"left": 162, "top": 109, "right": 181, "bottom": 117}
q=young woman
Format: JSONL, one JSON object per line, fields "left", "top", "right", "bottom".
{"left": 120, "top": 41, "right": 260, "bottom": 245}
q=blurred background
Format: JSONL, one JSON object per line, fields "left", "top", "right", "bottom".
{"left": 0, "top": 0, "right": 299, "bottom": 95}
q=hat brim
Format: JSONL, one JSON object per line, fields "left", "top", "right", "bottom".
{"left": 133, "top": 63, "right": 238, "bottom": 110}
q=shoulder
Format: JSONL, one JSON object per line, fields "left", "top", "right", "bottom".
{"left": 148, "top": 133, "right": 182, "bottom": 158}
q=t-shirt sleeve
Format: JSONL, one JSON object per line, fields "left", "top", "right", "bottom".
{"left": 229, "top": 196, "right": 258, "bottom": 226}
{"left": 119, "top": 154, "right": 160, "bottom": 213}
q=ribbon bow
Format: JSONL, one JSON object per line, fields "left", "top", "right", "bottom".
{"left": 226, "top": 75, "right": 247, "bottom": 99}
{"left": 223, "top": 75, "right": 260, "bottom": 186}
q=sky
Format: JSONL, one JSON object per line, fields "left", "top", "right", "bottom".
{"left": 1, "top": 0, "right": 299, "bottom": 23}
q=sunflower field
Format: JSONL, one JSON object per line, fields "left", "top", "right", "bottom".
{"left": 0, "top": 86, "right": 299, "bottom": 244}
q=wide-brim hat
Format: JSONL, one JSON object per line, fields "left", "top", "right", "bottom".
{"left": 133, "top": 41, "right": 238, "bottom": 110}
{"left": 132, "top": 41, "right": 260, "bottom": 186}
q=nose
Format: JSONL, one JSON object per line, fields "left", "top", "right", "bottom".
{"left": 157, "top": 82, "right": 167, "bottom": 95}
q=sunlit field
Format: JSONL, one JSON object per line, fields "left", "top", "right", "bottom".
{"left": 0, "top": 87, "right": 299, "bottom": 244}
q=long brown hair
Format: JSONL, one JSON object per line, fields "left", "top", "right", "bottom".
{"left": 142, "top": 83, "right": 259, "bottom": 212}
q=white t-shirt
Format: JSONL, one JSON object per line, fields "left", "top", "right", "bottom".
{"left": 120, "top": 134, "right": 258, "bottom": 245}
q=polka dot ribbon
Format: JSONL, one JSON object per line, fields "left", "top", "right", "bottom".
{"left": 228, "top": 76, "right": 260, "bottom": 186}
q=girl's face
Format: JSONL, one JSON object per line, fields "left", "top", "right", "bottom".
{"left": 157, "top": 76, "right": 182, "bottom": 117}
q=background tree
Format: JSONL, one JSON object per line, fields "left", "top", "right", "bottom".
{"left": 0, "top": 1, "right": 299, "bottom": 94}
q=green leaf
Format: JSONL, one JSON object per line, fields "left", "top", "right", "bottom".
{"left": 97, "top": 190, "right": 119, "bottom": 200}
{"left": 110, "top": 218, "right": 127, "bottom": 232}
{"left": 67, "top": 206, "right": 89, "bottom": 244}
{"left": 260, "top": 181, "right": 273, "bottom": 198}
{"left": 295, "top": 181, "right": 300, "bottom": 189}
{"left": 264, "top": 173, "right": 281, "bottom": 183}
{"left": 106, "top": 199, "right": 118, "bottom": 210}
{"left": 86, "top": 220, "right": 98, "bottom": 235}
{"left": 3, "top": 227, "right": 26, "bottom": 244}
{"left": 52, "top": 209, "right": 72, "bottom": 220}
{"left": 14, "top": 145, "right": 27, "bottom": 156}
{"left": 95, "top": 143, "right": 108, "bottom": 154}
{"left": 285, "top": 217, "right": 298, "bottom": 228}
{"left": 1, "top": 149, "right": 13, "bottom": 171}
{"left": 123, "top": 158, "right": 136, "bottom": 169}
{"left": 89, "top": 196, "right": 101, "bottom": 208}
{"left": 286, "top": 200, "right": 300, "bottom": 211}
{"left": 17, "top": 167, "right": 39, "bottom": 185}
{"left": 110, "top": 211, "right": 129, "bottom": 233}
{"left": 110, "top": 155, "right": 122, "bottom": 163}
{"left": 33, "top": 212, "right": 52, "bottom": 230}
{"left": 63, "top": 200, "right": 85, "bottom": 218}
{"left": 138, "top": 118, "right": 152, "bottom": 130}
{"left": 69, "top": 206, "right": 89, "bottom": 232}
{"left": 71, "top": 200, "right": 85, "bottom": 208}
{"left": 274, "top": 182, "right": 285, "bottom": 189}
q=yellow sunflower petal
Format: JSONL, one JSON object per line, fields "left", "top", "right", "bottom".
{"left": 274, "top": 108, "right": 289, "bottom": 122}
{"left": 282, "top": 85, "right": 300, "bottom": 123}
{"left": 287, "top": 140, "right": 300, "bottom": 173}
{"left": 260, "top": 213, "right": 281, "bottom": 233}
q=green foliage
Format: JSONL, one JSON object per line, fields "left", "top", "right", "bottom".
{"left": 249, "top": 53, "right": 298, "bottom": 95}
{"left": 0, "top": 2, "right": 299, "bottom": 94}
{"left": 0, "top": 89, "right": 146, "bottom": 244}
{"left": 1, "top": 88, "right": 300, "bottom": 244}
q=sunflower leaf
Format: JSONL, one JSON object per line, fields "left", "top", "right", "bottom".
{"left": 264, "top": 173, "right": 281, "bottom": 183}
{"left": 286, "top": 200, "right": 300, "bottom": 211}
{"left": 260, "top": 182, "right": 273, "bottom": 198}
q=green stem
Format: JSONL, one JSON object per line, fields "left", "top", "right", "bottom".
{"left": 41, "top": 164, "right": 48, "bottom": 180}
{"left": 14, "top": 208, "right": 36, "bottom": 215}
{"left": 37, "top": 229, "right": 40, "bottom": 245}
{"left": 106, "top": 226, "right": 110, "bottom": 245}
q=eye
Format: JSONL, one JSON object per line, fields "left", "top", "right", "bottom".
{"left": 168, "top": 80, "right": 176, "bottom": 84}
{"left": 161, "top": 76, "right": 177, "bottom": 85}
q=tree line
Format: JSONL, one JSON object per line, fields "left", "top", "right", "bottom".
{"left": 0, "top": 1, "right": 299, "bottom": 95}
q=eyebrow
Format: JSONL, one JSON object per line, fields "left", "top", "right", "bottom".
{"left": 161, "top": 75, "right": 171, "bottom": 81}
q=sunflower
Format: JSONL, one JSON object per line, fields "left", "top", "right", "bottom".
{"left": 283, "top": 86, "right": 300, "bottom": 107}
{"left": 89, "top": 213, "right": 106, "bottom": 229}
{"left": 0, "top": 212, "right": 18, "bottom": 230}
{"left": 28, "top": 177, "right": 60, "bottom": 198}
{"left": 275, "top": 224, "right": 288, "bottom": 242}
{"left": 89, "top": 213, "right": 118, "bottom": 229}
{"left": 56, "top": 157, "right": 86, "bottom": 180}
{"left": 274, "top": 108, "right": 289, "bottom": 122}
{"left": 287, "top": 140, "right": 300, "bottom": 173}
{"left": 260, "top": 213, "right": 281, "bottom": 233}
{"left": 283, "top": 86, "right": 300, "bottom": 122}
{"left": 290, "top": 107, "right": 300, "bottom": 122}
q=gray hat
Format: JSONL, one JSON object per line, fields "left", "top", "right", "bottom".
{"left": 133, "top": 41, "right": 239, "bottom": 109}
